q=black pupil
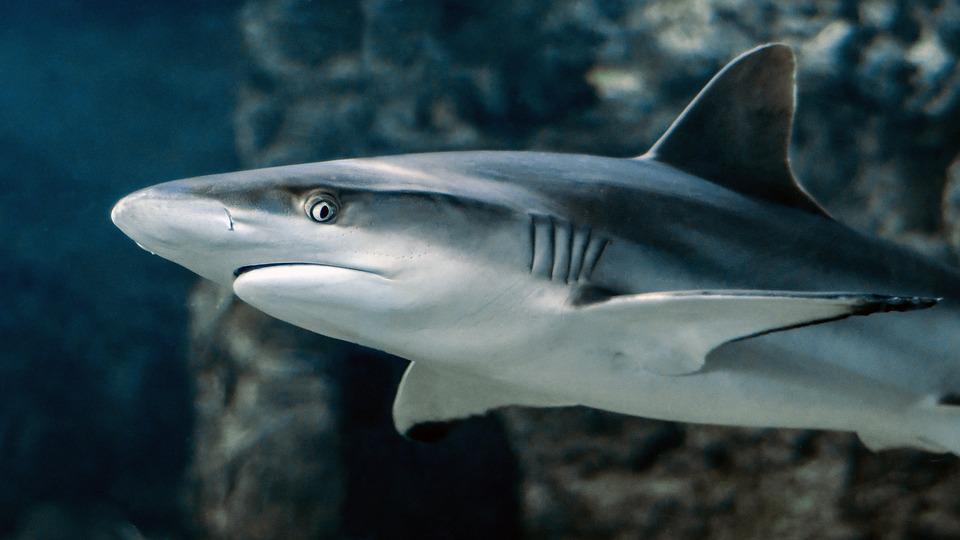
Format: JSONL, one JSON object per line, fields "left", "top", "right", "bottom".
{"left": 318, "top": 204, "right": 329, "bottom": 219}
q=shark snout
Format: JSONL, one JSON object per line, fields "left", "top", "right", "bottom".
{"left": 111, "top": 182, "right": 243, "bottom": 283}
{"left": 111, "top": 187, "right": 154, "bottom": 238}
{"left": 112, "top": 185, "right": 203, "bottom": 245}
{"left": 115, "top": 180, "right": 230, "bottom": 234}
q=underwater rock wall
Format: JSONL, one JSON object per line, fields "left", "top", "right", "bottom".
{"left": 189, "top": 0, "right": 960, "bottom": 538}
{"left": 188, "top": 285, "right": 345, "bottom": 539}
{"left": 188, "top": 281, "right": 520, "bottom": 539}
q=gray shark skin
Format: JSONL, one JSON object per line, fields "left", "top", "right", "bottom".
{"left": 112, "top": 44, "right": 960, "bottom": 454}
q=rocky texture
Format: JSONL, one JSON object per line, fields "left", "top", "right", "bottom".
{"left": 188, "top": 284, "right": 344, "bottom": 539}
{"left": 188, "top": 282, "right": 520, "bottom": 539}
{"left": 188, "top": 0, "right": 960, "bottom": 538}
{"left": 504, "top": 410, "right": 960, "bottom": 539}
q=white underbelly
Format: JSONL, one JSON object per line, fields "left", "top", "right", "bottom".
{"left": 510, "top": 305, "right": 960, "bottom": 434}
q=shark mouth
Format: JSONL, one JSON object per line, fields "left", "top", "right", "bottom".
{"left": 233, "top": 262, "right": 381, "bottom": 278}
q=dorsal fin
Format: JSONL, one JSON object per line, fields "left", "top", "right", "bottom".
{"left": 640, "top": 43, "right": 829, "bottom": 218}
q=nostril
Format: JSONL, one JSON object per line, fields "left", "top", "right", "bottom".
{"left": 224, "top": 208, "right": 235, "bottom": 231}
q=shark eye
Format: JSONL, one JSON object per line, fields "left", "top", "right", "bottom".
{"left": 305, "top": 194, "right": 339, "bottom": 223}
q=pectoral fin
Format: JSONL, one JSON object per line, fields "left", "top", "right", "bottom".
{"left": 580, "top": 290, "right": 938, "bottom": 376}
{"left": 393, "top": 362, "right": 570, "bottom": 442}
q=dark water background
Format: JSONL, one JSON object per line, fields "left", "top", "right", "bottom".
{"left": 1, "top": 1, "right": 240, "bottom": 535}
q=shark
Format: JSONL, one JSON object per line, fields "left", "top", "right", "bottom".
{"left": 112, "top": 44, "right": 960, "bottom": 454}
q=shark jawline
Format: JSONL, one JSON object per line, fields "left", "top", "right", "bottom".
{"left": 233, "top": 262, "right": 381, "bottom": 278}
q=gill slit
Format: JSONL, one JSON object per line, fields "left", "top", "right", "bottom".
{"left": 584, "top": 238, "right": 609, "bottom": 281}
{"left": 528, "top": 214, "right": 607, "bottom": 284}
{"left": 528, "top": 216, "right": 536, "bottom": 272}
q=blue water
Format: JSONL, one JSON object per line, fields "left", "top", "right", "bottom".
{"left": 0, "top": 1, "right": 241, "bottom": 535}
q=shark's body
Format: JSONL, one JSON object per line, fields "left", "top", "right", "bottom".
{"left": 113, "top": 44, "right": 960, "bottom": 453}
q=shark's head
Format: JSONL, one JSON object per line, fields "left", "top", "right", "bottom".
{"left": 112, "top": 154, "right": 545, "bottom": 353}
